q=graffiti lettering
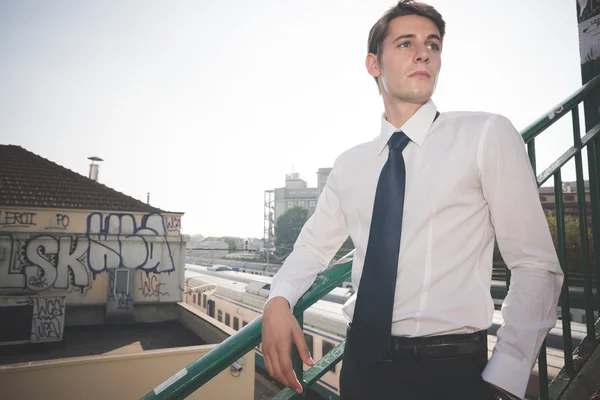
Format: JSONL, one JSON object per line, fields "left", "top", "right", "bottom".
{"left": 56, "top": 214, "right": 70, "bottom": 228}
{"left": 166, "top": 217, "right": 181, "bottom": 233}
{"left": 0, "top": 212, "right": 176, "bottom": 292}
{"left": 86, "top": 212, "right": 175, "bottom": 275}
{"left": 22, "top": 235, "right": 89, "bottom": 292}
{"left": 1, "top": 211, "right": 36, "bottom": 228}
{"left": 34, "top": 297, "right": 64, "bottom": 320}
{"left": 31, "top": 297, "right": 64, "bottom": 341}
{"left": 116, "top": 292, "right": 134, "bottom": 311}
{"left": 139, "top": 273, "right": 169, "bottom": 298}
{"left": 28, "top": 274, "right": 48, "bottom": 289}
{"left": 35, "top": 321, "right": 61, "bottom": 339}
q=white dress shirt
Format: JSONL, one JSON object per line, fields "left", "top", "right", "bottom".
{"left": 267, "top": 99, "right": 564, "bottom": 398}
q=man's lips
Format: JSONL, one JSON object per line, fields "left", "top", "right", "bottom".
{"left": 409, "top": 71, "right": 431, "bottom": 78}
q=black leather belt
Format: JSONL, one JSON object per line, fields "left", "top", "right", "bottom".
{"left": 347, "top": 323, "right": 487, "bottom": 362}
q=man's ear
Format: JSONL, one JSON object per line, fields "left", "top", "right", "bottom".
{"left": 365, "top": 53, "right": 381, "bottom": 79}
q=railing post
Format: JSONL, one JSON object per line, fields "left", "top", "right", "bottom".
{"left": 587, "top": 133, "right": 600, "bottom": 313}
{"left": 555, "top": 170, "right": 575, "bottom": 375}
{"left": 572, "top": 107, "right": 597, "bottom": 340}
{"left": 538, "top": 340, "right": 549, "bottom": 400}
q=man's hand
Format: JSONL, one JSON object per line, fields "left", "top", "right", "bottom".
{"left": 261, "top": 297, "right": 315, "bottom": 394}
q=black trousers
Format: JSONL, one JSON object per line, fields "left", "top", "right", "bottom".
{"left": 339, "top": 338, "right": 492, "bottom": 400}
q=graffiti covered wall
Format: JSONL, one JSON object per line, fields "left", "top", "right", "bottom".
{"left": 0, "top": 208, "right": 186, "bottom": 305}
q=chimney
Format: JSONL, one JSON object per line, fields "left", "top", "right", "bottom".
{"left": 87, "top": 156, "right": 103, "bottom": 182}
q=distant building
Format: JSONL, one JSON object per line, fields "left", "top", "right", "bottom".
{"left": 538, "top": 181, "right": 592, "bottom": 225}
{"left": 191, "top": 237, "right": 232, "bottom": 259}
{"left": 317, "top": 167, "right": 333, "bottom": 196}
{"left": 272, "top": 168, "right": 332, "bottom": 223}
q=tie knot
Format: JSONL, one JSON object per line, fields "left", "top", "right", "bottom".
{"left": 388, "top": 131, "right": 410, "bottom": 151}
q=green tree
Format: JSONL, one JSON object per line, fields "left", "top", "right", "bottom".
{"left": 275, "top": 207, "right": 309, "bottom": 258}
{"left": 545, "top": 211, "right": 593, "bottom": 272}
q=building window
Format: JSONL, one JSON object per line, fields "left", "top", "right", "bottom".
{"left": 243, "top": 321, "right": 248, "bottom": 327}
{"left": 203, "top": 294, "right": 207, "bottom": 309}
{"left": 225, "top": 313, "right": 231, "bottom": 326}
{"left": 322, "top": 340, "right": 336, "bottom": 373}
{"left": 233, "top": 317, "right": 239, "bottom": 331}
{"left": 193, "top": 294, "right": 197, "bottom": 304}
{"left": 114, "top": 269, "right": 129, "bottom": 295}
{"left": 218, "top": 310, "right": 223, "bottom": 322}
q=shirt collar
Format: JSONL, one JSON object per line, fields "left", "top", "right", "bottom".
{"left": 377, "top": 99, "right": 439, "bottom": 154}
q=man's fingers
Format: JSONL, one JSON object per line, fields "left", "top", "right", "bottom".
{"left": 277, "top": 348, "right": 302, "bottom": 393}
{"left": 266, "top": 347, "right": 289, "bottom": 387}
{"left": 264, "top": 352, "right": 274, "bottom": 377}
{"left": 269, "top": 350, "right": 291, "bottom": 388}
{"left": 292, "top": 325, "right": 315, "bottom": 366}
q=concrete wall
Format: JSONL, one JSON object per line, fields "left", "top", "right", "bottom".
{"left": 0, "top": 344, "right": 254, "bottom": 400}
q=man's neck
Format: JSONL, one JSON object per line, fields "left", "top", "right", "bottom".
{"left": 383, "top": 99, "right": 428, "bottom": 129}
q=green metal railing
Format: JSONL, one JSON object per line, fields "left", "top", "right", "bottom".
{"left": 142, "top": 74, "right": 600, "bottom": 400}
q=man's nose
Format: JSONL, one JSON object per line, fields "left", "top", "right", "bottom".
{"left": 414, "top": 46, "right": 430, "bottom": 63}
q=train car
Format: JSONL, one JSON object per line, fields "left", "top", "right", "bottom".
{"left": 186, "top": 264, "right": 354, "bottom": 306}
{"left": 184, "top": 265, "right": 587, "bottom": 400}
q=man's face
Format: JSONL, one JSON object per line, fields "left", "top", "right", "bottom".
{"left": 368, "top": 15, "right": 442, "bottom": 104}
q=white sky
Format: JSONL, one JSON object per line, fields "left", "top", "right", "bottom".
{"left": 0, "top": 0, "right": 590, "bottom": 238}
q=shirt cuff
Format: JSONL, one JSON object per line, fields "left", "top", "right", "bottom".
{"left": 482, "top": 351, "right": 532, "bottom": 399}
{"left": 266, "top": 281, "right": 302, "bottom": 312}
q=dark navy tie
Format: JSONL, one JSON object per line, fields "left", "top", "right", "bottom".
{"left": 349, "top": 130, "right": 411, "bottom": 368}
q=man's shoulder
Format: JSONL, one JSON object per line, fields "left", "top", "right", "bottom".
{"left": 439, "top": 111, "right": 517, "bottom": 141}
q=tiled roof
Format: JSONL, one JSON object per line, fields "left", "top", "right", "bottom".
{"left": 0, "top": 145, "right": 165, "bottom": 213}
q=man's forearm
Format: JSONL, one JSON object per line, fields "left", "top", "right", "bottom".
{"left": 482, "top": 267, "right": 562, "bottom": 398}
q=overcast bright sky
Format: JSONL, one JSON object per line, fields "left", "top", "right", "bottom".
{"left": 0, "top": 0, "right": 590, "bottom": 238}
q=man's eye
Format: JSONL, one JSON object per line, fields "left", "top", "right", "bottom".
{"left": 397, "top": 42, "right": 410, "bottom": 48}
{"left": 427, "top": 43, "right": 440, "bottom": 51}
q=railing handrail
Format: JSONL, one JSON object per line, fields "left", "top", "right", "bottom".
{"left": 521, "top": 73, "right": 600, "bottom": 144}
{"left": 142, "top": 74, "right": 600, "bottom": 400}
{"left": 139, "top": 258, "right": 352, "bottom": 400}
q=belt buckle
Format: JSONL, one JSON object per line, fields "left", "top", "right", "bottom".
{"left": 395, "top": 340, "right": 419, "bottom": 363}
